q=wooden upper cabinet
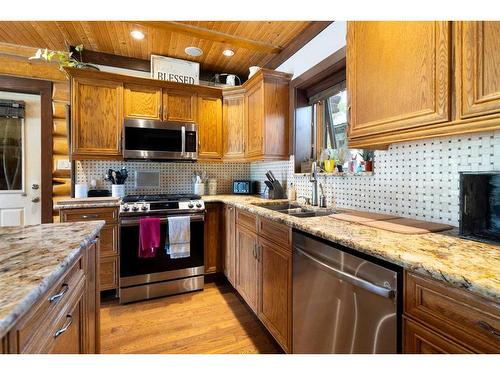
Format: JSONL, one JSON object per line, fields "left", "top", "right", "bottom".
{"left": 197, "top": 95, "right": 223, "bottom": 160}
{"left": 245, "top": 82, "right": 264, "bottom": 158}
{"left": 457, "top": 21, "right": 500, "bottom": 119}
{"left": 71, "top": 77, "right": 123, "bottom": 159}
{"left": 347, "top": 21, "right": 451, "bottom": 144}
{"left": 163, "top": 90, "right": 196, "bottom": 122}
{"left": 124, "top": 84, "right": 162, "bottom": 120}
{"left": 222, "top": 89, "right": 246, "bottom": 161}
{"left": 244, "top": 69, "right": 291, "bottom": 161}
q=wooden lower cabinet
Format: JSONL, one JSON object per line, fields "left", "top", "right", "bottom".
{"left": 404, "top": 271, "right": 500, "bottom": 353}
{"left": 258, "top": 237, "right": 292, "bottom": 352}
{"left": 100, "top": 256, "right": 119, "bottom": 291}
{"left": 223, "top": 204, "right": 236, "bottom": 285}
{"left": 2, "top": 240, "right": 100, "bottom": 353}
{"left": 235, "top": 224, "right": 260, "bottom": 314}
{"left": 204, "top": 203, "right": 222, "bottom": 274}
{"left": 59, "top": 206, "right": 119, "bottom": 292}
{"left": 232, "top": 209, "right": 292, "bottom": 352}
{"left": 404, "top": 317, "right": 473, "bottom": 354}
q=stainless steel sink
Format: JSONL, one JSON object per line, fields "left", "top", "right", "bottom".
{"left": 252, "top": 202, "right": 337, "bottom": 218}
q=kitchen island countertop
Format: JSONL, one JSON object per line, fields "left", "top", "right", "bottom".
{"left": 0, "top": 221, "right": 104, "bottom": 338}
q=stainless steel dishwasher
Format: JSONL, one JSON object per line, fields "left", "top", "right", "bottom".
{"left": 293, "top": 231, "right": 400, "bottom": 353}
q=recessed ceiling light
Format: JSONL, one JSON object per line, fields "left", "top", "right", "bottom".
{"left": 185, "top": 46, "right": 203, "bottom": 57}
{"left": 130, "top": 30, "right": 145, "bottom": 40}
{"left": 223, "top": 49, "right": 234, "bottom": 57}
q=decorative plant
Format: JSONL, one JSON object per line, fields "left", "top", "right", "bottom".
{"left": 319, "top": 148, "right": 335, "bottom": 161}
{"left": 336, "top": 147, "right": 349, "bottom": 165}
{"left": 359, "top": 150, "right": 375, "bottom": 162}
{"left": 29, "top": 44, "right": 98, "bottom": 72}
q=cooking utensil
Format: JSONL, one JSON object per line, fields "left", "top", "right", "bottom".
{"left": 265, "top": 171, "right": 275, "bottom": 183}
{"left": 264, "top": 181, "right": 273, "bottom": 190}
{"left": 268, "top": 170, "right": 277, "bottom": 182}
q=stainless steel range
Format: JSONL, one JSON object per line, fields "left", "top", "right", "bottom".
{"left": 119, "top": 193, "right": 205, "bottom": 304}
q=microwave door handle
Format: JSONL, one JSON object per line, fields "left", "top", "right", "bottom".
{"left": 181, "top": 126, "right": 186, "bottom": 156}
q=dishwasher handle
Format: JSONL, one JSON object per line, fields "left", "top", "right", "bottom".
{"left": 294, "top": 246, "right": 396, "bottom": 299}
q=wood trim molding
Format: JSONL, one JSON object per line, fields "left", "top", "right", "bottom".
{"left": 264, "top": 21, "right": 333, "bottom": 70}
{"left": 135, "top": 21, "right": 282, "bottom": 54}
{"left": 0, "top": 75, "right": 53, "bottom": 223}
{"left": 70, "top": 46, "right": 150, "bottom": 72}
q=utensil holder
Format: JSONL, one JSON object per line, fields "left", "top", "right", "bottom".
{"left": 194, "top": 183, "right": 205, "bottom": 196}
{"left": 112, "top": 184, "right": 125, "bottom": 198}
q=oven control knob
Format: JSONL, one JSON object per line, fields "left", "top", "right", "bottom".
{"left": 188, "top": 203, "right": 194, "bottom": 209}
{"left": 196, "top": 203, "right": 202, "bottom": 208}
{"left": 141, "top": 204, "right": 148, "bottom": 211}
{"left": 122, "top": 204, "right": 129, "bottom": 212}
{"left": 132, "top": 205, "right": 139, "bottom": 211}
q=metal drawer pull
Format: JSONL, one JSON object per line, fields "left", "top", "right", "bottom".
{"left": 478, "top": 321, "right": 500, "bottom": 339}
{"left": 49, "top": 283, "right": 69, "bottom": 303}
{"left": 54, "top": 314, "right": 73, "bottom": 338}
{"left": 295, "top": 246, "right": 395, "bottom": 299}
{"left": 81, "top": 214, "right": 99, "bottom": 219}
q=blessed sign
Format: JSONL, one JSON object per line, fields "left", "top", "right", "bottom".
{"left": 151, "top": 55, "right": 199, "bottom": 85}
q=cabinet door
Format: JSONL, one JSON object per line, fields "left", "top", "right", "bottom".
{"left": 124, "top": 84, "right": 161, "bottom": 120}
{"left": 223, "top": 93, "right": 245, "bottom": 160}
{"left": 235, "top": 225, "right": 259, "bottom": 313}
{"left": 163, "top": 90, "right": 196, "bottom": 122}
{"left": 347, "top": 21, "right": 451, "bottom": 140}
{"left": 204, "top": 203, "right": 222, "bottom": 274}
{"left": 258, "top": 238, "right": 292, "bottom": 352}
{"left": 404, "top": 317, "right": 473, "bottom": 354}
{"left": 48, "top": 291, "right": 86, "bottom": 354}
{"left": 72, "top": 78, "right": 123, "bottom": 158}
{"left": 245, "top": 82, "right": 264, "bottom": 158}
{"left": 224, "top": 205, "right": 236, "bottom": 285}
{"left": 100, "top": 256, "right": 118, "bottom": 291}
{"left": 198, "top": 95, "right": 223, "bottom": 160}
{"left": 458, "top": 21, "right": 500, "bottom": 119}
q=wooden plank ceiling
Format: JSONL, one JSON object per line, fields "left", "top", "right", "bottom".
{"left": 0, "top": 21, "right": 317, "bottom": 76}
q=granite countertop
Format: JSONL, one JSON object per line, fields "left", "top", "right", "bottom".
{"left": 0, "top": 221, "right": 105, "bottom": 338}
{"left": 203, "top": 195, "right": 500, "bottom": 303}
{"left": 54, "top": 197, "right": 121, "bottom": 210}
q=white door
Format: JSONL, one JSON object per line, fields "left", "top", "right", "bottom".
{"left": 0, "top": 91, "right": 41, "bottom": 226}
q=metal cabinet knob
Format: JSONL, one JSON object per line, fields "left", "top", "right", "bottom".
{"left": 32, "top": 183, "right": 39, "bottom": 190}
{"left": 31, "top": 197, "right": 40, "bottom": 203}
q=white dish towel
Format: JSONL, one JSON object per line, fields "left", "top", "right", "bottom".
{"left": 165, "top": 216, "right": 191, "bottom": 259}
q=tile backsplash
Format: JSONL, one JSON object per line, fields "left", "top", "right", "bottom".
{"left": 75, "top": 160, "right": 251, "bottom": 195}
{"left": 76, "top": 131, "right": 499, "bottom": 227}
{"left": 250, "top": 131, "right": 500, "bottom": 226}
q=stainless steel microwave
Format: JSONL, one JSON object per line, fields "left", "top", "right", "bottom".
{"left": 123, "top": 119, "right": 197, "bottom": 161}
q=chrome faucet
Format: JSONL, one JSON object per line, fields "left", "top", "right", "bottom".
{"left": 310, "top": 161, "right": 319, "bottom": 206}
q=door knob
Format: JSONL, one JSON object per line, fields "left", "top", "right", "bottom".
{"left": 31, "top": 197, "right": 40, "bottom": 203}
{"left": 32, "top": 184, "right": 39, "bottom": 190}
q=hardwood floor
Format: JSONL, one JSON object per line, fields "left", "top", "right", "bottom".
{"left": 100, "top": 280, "right": 283, "bottom": 354}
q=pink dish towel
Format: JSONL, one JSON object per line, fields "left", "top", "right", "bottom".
{"left": 138, "top": 217, "right": 161, "bottom": 258}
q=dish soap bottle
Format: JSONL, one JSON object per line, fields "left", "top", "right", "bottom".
{"left": 287, "top": 183, "right": 297, "bottom": 200}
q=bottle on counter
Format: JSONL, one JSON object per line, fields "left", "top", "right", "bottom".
{"left": 287, "top": 183, "right": 297, "bottom": 200}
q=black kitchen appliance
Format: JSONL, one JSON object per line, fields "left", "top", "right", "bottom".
{"left": 232, "top": 180, "right": 257, "bottom": 195}
{"left": 123, "top": 119, "right": 197, "bottom": 161}
{"left": 459, "top": 172, "right": 500, "bottom": 244}
{"left": 119, "top": 193, "right": 205, "bottom": 303}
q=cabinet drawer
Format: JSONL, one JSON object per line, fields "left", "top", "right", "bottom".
{"left": 405, "top": 272, "right": 500, "bottom": 353}
{"left": 403, "top": 317, "right": 473, "bottom": 354}
{"left": 60, "top": 207, "right": 118, "bottom": 224}
{"left": 15, "top": 257, "right": 85, "bottom": 353}
{"left": 236, "top": 209, "right": 258, "bottom": 232}
{"left": 258, "top": 217, "right": 291, "bottom": 250}
{"left": 100, "top": 224, "right": 119, "bottom": 257}
{"left": 100, "top": 257, "right": 119, "bottom": 291}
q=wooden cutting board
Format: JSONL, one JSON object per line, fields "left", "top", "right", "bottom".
{"left": 331, "top": 210, "right": 400, "bottom": 223}
{"left": 362, "top": 217, "right": 454, "bottom": 234}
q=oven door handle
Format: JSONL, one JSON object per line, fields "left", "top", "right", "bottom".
{"left": 120, "top": 214, "right": 205, "bottom": 226}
